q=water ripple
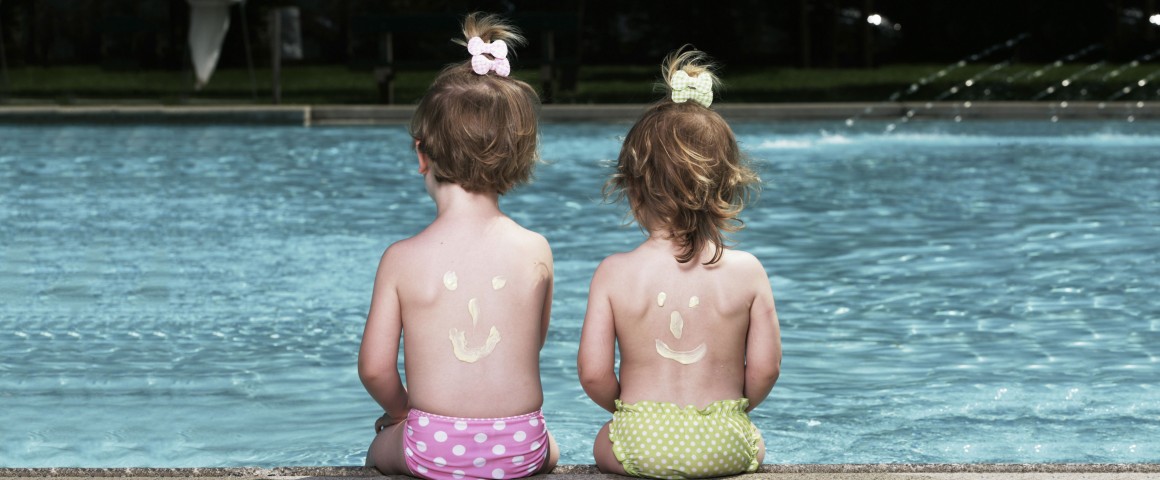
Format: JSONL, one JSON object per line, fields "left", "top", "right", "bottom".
{"left": 1, "top": 121, "right": 1158, "bottom": 466}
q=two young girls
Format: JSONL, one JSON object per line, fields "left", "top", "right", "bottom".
{"left": 359, "top": 13, "right": 781, "bottom": 480}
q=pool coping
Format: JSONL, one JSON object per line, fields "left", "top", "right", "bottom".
{"left": 0, "top": 101, "right": 1157, "bottom": 125}
{"left": 3, "top": 464, "right": 1160, "bottom": 479}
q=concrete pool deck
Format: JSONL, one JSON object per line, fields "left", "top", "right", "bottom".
{"left": 5, "top": 465, "right": 1160, "bottom": 480}
{"left": 3, "top": 465, "right": 1160, "bottom": 480}
{"left": 1, "top": 101, "right": 1158, "bottom": 125}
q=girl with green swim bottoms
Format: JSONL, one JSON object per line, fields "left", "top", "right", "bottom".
{"left": 577, "top": 47, "right": 783, "bottom": 479}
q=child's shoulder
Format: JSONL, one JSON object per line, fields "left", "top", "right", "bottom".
{"left": 378, "top": 234, "right": 426, "bottom": 266}
{"left": 500, "top": 217, "right": 552, "bottom": 253}
{"left": 593, "top": 249, "right": 638, "bottom": 272}
{"left": 720, "top": 248, "right": 763, "bottom": 267}
{"left": 718, "top": 248, "right": 768, "bottom": 276}
{"left": 713, "top": 249, "right": 772, "bottom": 295}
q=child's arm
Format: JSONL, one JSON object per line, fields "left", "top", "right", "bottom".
{"left": 577, "top": 260, "right": 621, "bottom": 413}
{"left": 743, "top": 261, "right": 782, "bottom": 412}
{"left": 358, "top": 247, "right": 410, "bottom": 426}
{"left": 538, "top": 242, "right": 555, "bottom": 349}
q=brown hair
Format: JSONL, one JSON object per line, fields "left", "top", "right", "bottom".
{"left": 409, "top": 13, "right": 541, "bottom": 195}
{"left": 606, "top": 49, "right": 760, "bottom": 265}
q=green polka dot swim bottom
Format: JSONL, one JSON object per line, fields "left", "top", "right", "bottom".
{"left": 609, "top": 398, "right": 761, "bottom": 479}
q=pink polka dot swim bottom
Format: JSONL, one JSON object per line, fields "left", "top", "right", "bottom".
{"left": 403, "top": 408, "right": 550, "bottom": 480}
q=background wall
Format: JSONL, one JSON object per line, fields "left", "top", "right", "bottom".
{"left": 1, "top": 0, "right": 1157, "bottom": 70}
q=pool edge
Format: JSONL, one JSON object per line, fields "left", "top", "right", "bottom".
{"left": 1, "top": 102, "right": 1158, "bottom": 125}
{"left": 3, "top": 464, "right": 1159, "bottom": 478}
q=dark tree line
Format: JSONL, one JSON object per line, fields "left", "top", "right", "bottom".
{"left": 0, "top": 0, "right": 1156, "bottom": 70}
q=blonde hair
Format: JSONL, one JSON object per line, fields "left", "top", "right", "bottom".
{"left": 606, "top": 48, "right": 760, "bottom": 265}
{"left": 409, "top": 13, "right": 541, "bottom": 195}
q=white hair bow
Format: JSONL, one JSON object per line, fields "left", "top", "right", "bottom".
{"left": 671, "top": 70, "right": 713, "bottom": 107}
{"left": 467, "top": 36, "right": 510, "bottom": 77}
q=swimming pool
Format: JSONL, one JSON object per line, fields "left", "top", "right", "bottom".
{"left": 1, "top": 120, "right": 1157, "bottom": 467}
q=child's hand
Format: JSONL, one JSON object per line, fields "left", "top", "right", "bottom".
{"left": 374, "top": 414, "right": 389, "bottom": 433}
{"left": 374, "top": 411, "right": 408, "bottom": 432}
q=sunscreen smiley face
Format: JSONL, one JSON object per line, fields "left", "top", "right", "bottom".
{"left": 443, "top": 271, "right": 507, "bottom": 363}
{"left": 654, "top": 293, "right": 707, "bottom": 365}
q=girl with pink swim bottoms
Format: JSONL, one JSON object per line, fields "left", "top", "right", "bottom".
{"left": 358, "top": 12, "right": 558, "bottom": 479}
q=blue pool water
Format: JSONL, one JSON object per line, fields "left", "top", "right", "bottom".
{"left": 1, "top": 120, "right": 1158, "bottom": 467}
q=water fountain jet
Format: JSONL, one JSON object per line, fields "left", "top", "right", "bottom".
{"left": 840, "top": 33, "right": 1031, "bottom": 129}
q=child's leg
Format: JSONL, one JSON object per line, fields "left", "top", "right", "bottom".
{"left": 535, "top": 430, "right": 561, "bottom": 475}
{"left": 592, "top": 421, "right": 627, "bottom": 475}
{"left": 756, "top": 436, "right": 766, "bottom": 465}
{"left": 365, "top": 420, "right": 410, "bottom": 475}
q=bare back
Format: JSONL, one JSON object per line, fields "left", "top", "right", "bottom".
{"left": 595, "top": 240, "right": 770, "bottom": 408}
{"left": 385, "top": 214, "right": 552, "bottom": 417}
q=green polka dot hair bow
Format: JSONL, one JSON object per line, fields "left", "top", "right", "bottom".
{"left": 670, "top": 70, "right": 713, "bottom": 107}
